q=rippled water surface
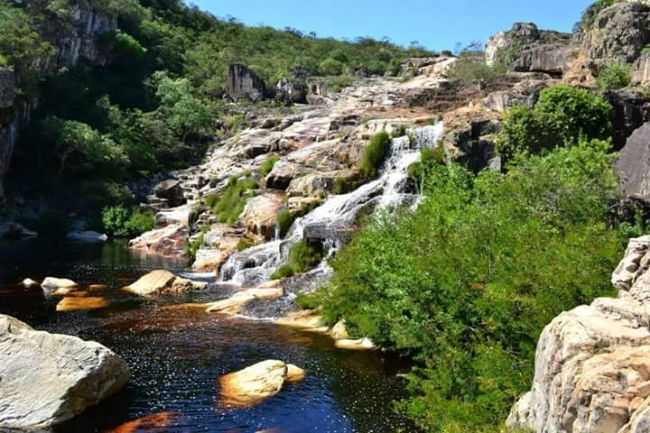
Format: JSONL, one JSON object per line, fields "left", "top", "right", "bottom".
{"left": 0, "top": 239, "right": 416, "bottom": 433}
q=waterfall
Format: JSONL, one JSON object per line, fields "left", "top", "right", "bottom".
{"left": 219, "top": 122, "right": 444, "bottom": 287}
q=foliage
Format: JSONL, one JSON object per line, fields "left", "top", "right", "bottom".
{"left": 260, "top": 155, "right": 280, "bottom": 177}
{"left": 185, "top": 230, "right": 206, "bottom": 259}
{"left": 317, "top": 141, "right": 623, "bottom": 432}
{"left": 276, "top": 208, "right": 295, "bottom": 238}
{"left": 206, "top": 176, "right": 259, "bottom": 224}
{"left": 270, "top": 241, "right": 323, "bottom": 280}
{"left": 408, "top": 146, "right": 446, "bottom": 191}
{"left": 579, "top": 0, "right": 621, "bottom": 30}
{"left": 497, "top": 85, "right": 612, "bottom": 159}
{"left": 596, "top": 63, "right": 631, "bottom": 91}
{"left": 101, "top": 206, "right": 154, "bottom": 238}
{"left": 447, "top": 56, "right": 506, "bottom": 84}
{"left": 319, "top": 58, "right": 346, "bottom": 76}
{"left": 360, "top": 132, "right": 392, "bottom": 179}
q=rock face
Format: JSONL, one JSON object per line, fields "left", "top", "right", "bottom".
{"left": 606, "top": 90, "right": 650, "bottom": 150}
{"left": 485, "top": 23, "right": 571, "bottom": 75}
{"left": 218, "top": 360, "right": 304, "bottom": 407}
{"left": 507, "top": 236, "right": 650, "bottom": 433}
{"left": 154, "top": 179, "right": 186, "bottom": 208}
{"left": 0, "top": 315, "right": 129, "bottom": 430}
{"left": 0, "top": 1, "right": 118, "bottom": 203}
{"left": 125, "top": 270, "right": 207, "bottom": 296}
{"left": 633, "top": 52, "right": 650, "bottom": 86}
{"left": 239, "top": 193, "right": 285, "bottom": 240}
{"left": 616, "top": 123, "right": 650, "bottom": 200}
{"left": 583, "top": 2, "right": 650, "bottom": 69}
{"left": 227, "top": 64, "right": 269, "bottom": 102}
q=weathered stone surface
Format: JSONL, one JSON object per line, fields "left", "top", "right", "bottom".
{"left": 334, "top": 338, "right": 377, "bottom": 351}
{"left": 507, "top": 236, "right": 650, "bottom": 433}
{"left": 0, "top": 315, "right": 129, "bottom": 430}
{"left": 129, "top": 223, "right": 188, "bottom": 258}
{"left": 218, "top": 360, "right": 302, "bottom": 407}
{"left": 514, "top": 44, "right": 573, "bottom": 75}
{"left": 205, "top": 287, "right": 284, "bottom": 315}
{"left": 285, "top": 364, "right": 306, "bottom": 383}
{"left": 154, "top": 179, "right": 186, "bottom": 208}
{"left": 633, "top": 52, "right": 650, "bottom": 86}
{"left": 125, "top": 270, "right": 207, "bottom": 296}
{"left": 41, "top": 277, "right": 79, "bottom": 292}
{"left": 227, "top": 64, "right": 268, "bottom": 102}
{"left": 56, "top": 296, "right": 110, "bottom": 312}
{"left": 239, "top": 193, "right": 285, "bottom": 240}
{"left": 616, "top": 123, "right": 650, "bottom": 200}
{"left": 605, "top": 90, "right": 650, "bottom": 149}
{"left": 583, "top": 2, "right": 650, "bottom": 68}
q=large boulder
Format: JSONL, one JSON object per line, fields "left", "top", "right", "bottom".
{"left": 0, "top": 315, "right": 129, "bottom": 430}
{"left": 218, "top": 360, "right": 304, "bottom": 407}
{"left": 507, "top": 236, "right": 650, "bottom": 433}
{"left": 226, "top": 64, "right": 269, "bottom": 102}
{"left": 485, "top": 22, "right": 572, "bottom": 75}
{"left": 154, "top": 179, "right": 186, "bottom": 208}
{"left": 124, "top": 270, "right": 207, "bottom": 296}
{"left": 129, "top": 223, "right": 188, "bottom": 258}
{"left": 605, "top": 90, "right": 650, "bottom": 149}
{"left": 616, "top": 123, "right": 650, "bottom": 199}
{"left": 239, "top": 193, "right": 285, "bottom": 240}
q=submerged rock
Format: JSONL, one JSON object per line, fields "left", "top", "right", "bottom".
{"left": 205, "top": 286, "right": 284, "bottom": 315}
{"left": 56, "top": 296, "right": 110, "bottom": 312}
{"left": 66, "top": 230, "right": 108, "bottom": 243}
{"left": 125, "top": 270, "right": 207, "bottom": 297}
{"left": 21, "top": 278, "right": 38, "bottom": 289}
{"left": 218, "top": 360, "right": 303, "bottom": 407}
{"left": 0, "top": 315, "right": 129, "bottom": 430}
{"left": 104, "top": 412, "right": 180, "bottom": 433}
{"left": 334, "top": 338, "right": 377, "bottom": 351}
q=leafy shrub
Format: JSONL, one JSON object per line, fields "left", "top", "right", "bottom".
{"left": 317, "top": 140, "right": 623, "bottom": 432}
{"left": 236, "top": 237, "right": 257, "bottom": 251}
{"left": 447, "top": 57, "right": 506, "bottom": 83}
{"left": 408, "top": 146, "right": 446, "bottom": 190}
{"left": 260, "top": 155, "right": 280, "bottom": 177}
{"left": 360, "top": 132, "right": 392, "bottom": 179}
{"left": 270, "top": 241, "right": 323, "bottom": 280}
{"left": 596, "top": 63, "right": 631, "bottom": 91}
{"left": 497, "top": 85, "right": 612, "bottom": 159}
{"left": 185, "top": 230, "right": 205, "bottom": 260}
{"left": 102, "top": 206, "right": 154, "bottom": 238}
{"left": 207, "top": 176, "right": 259, "bottom": 224}
{"left": 319, "top": 58, "right": 345, "bottom": 76}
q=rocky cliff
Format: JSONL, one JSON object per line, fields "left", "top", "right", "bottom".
{"left": 0, "top": 0, "right": 117, "bottom": 203}
{"left": 507, "top": 236, "right": 650, "bottom": 433}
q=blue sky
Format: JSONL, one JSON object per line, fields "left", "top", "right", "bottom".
{"left": 187, "top": 0, "right": 593, "bottom": 51}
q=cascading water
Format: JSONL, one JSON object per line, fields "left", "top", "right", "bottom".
{"left": 219, "top": 122, "right": 444, "bottom": 287}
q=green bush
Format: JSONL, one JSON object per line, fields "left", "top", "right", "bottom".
{"left": 596, "top": 63, "right": 631, "bottom": 91}
{"left": 317, "top": 140, "right": 623, "bottom": 432}
{"left": 319, "top": 58, "right": 345, "bottom": 76}
{"left": 102, "top": 206, "right": 154, "bottom": 238}
{"left": 185, "top": 230, "right": 205, "bottom": 260}
{"left": 260, "top": 155, "right": 280, "bottom": 177}
{"left": 447, "top": 57, "right": 506, "bottom": 83}
{"left": 270, "top": 241, "right": 323, "bottom": 280}
{"left": 206, "top": 176, "right": 259, "bottom": 224}
{"left": 497, "top": 85, "right": 612, "bottom": 159}
{"left": 360, "top": 132, "right": 392, "bottom": 179}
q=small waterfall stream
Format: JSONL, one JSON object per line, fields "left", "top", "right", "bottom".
{"left": 219, "top": 122, "right": 444, "bottom": 287}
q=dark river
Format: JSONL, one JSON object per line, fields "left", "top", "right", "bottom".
{"left": 0, "top": 239, "right": 416, "bottom": 433}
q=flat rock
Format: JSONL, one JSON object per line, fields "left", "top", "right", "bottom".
{"left": 41, "top": 277, "right": 78, "bottom": 292}
{"left": 125, "top": 270, "right": 207, "bottom": 297}
{"left": 0, "top": 315, "right": 129, "bottom": 430}
{"left": 56, "top": 297, "right": 110, "bottom": 312}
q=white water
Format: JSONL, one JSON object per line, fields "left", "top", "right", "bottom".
{"left": 218, "top": 122, "right": 444, "bottom": 287}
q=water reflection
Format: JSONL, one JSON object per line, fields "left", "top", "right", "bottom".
{"left": 0, "top": 240, "right": 417, "bottom": 433}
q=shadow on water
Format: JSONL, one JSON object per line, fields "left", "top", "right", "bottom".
{"left": 0, "top": 239, "right": 418, "bottom": 433}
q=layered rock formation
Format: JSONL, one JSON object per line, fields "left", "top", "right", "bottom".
{"left": 0, "top": 315, "right": 129, "bottom": 430}
{"left": 226, "top": 64, "right": 269, "bottom": 102}
{"left": 617, "top": 122, "right": 650, "bottom": 200}
{"left": 507, "top": 236, "right": 650, "bottom": 433}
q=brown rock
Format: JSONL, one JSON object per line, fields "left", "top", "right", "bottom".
{"left": 56, "top": 297, "right": 110, "bottom": 312}
{"left": 124, "top": 270, "right": 207, "bottom": 297}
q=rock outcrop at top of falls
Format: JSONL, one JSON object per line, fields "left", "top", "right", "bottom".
{"left": 0, "top": 314, "right": 129, "bottom": 430}
{"left": 507, "top": 236, "right": 650, "bottom": 433}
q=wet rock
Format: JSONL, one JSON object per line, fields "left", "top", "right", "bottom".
{"left": 0, "top": 222, "right": 37, "bottom": 240}
{"left": 21, "top": 278, "right": 38, "bottom": 289}
{"left": 66, "top": 230, "right": 108, "bottom": 243}
{"left": 328, "top": 320, "right": 350, "bottom": 340}
{"left": 125, "top": 270, "right": 207, "bottom": 297}
{"left": 218, "top": 360, "right": 302, "bottom": 407}
{"left": 105, "top": 412, "right": 180, "bottom": 433}
{"left": 129, "top": 223, "right": 188, "bottom": 258}
{"left": 41, "top": 277, "right": 78, "bottom": 293}
{"left": 273, "top": 310, "right": 327, "bottom": 331}
{"left": 507, "top": 236, "right": 650, "bottom": 433}
{"left": 0, "top": 314, "right": 129, "bottom": 430}
{"left": 154, "top": 179, "right": 186, "bottom": 208}
{"left": 205, "top": 287, "right": 284, "bottom": 315}
{"left": 226, "top": 64, "right": 269, "bottom": 102}
{"left": 285, "top": 364, "right": 306, "bottom": 383}
{"left": 240, "top": 193, "right": 285, "bottom": 240}
{"left": 56, "top": 296, "right": 110, "bottom": 312}
{"left": 616, "top": 122, "right": 650, "bottom": 200}
{"left": 334, "top": 338, "right": 377, "bottom": 351}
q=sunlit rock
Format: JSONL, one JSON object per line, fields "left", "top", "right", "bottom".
{"left": 41, "top": 277, "right": 78, "bottom": 293}
{"left": 56, "top": 296, "right": 110, "bottom": 312}
{"left": 124, "top": 270, "right": 207, "bottom": 297}
{"left": 105, "top": 412, "right": 180, "bottom": 433}
{"left": 334, "top": 337, "right": 377, "bottom": 351}
{"left": 205, "top": 287, "right": 284, "bottom": 315}
{"left": 0, "top": 315, "right": 129, "bottom": 430}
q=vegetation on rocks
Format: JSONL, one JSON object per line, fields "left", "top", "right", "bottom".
{"left": 360, "top": 132, "right": 392, "bottom": 179}
{"left": 497, "top": 85, "right": 612, "bottom": 159}
{"left": 271, "top": 241, "right": 323, "bottom": 280}
{"left": 596, "top": 63, "right": 632, "bottom": 91}
{"left": 101, "top": 206, "right": 155, "bottom": 238}
{"left": 314, "top": 138, "right": 625, "bottom": 432}
{"left": 205, "top": 176, "right": 259, "bottom": 225}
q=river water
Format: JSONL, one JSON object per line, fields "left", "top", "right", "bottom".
{"left": 0, "top": 239, "right": 417, "bottom": 433}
